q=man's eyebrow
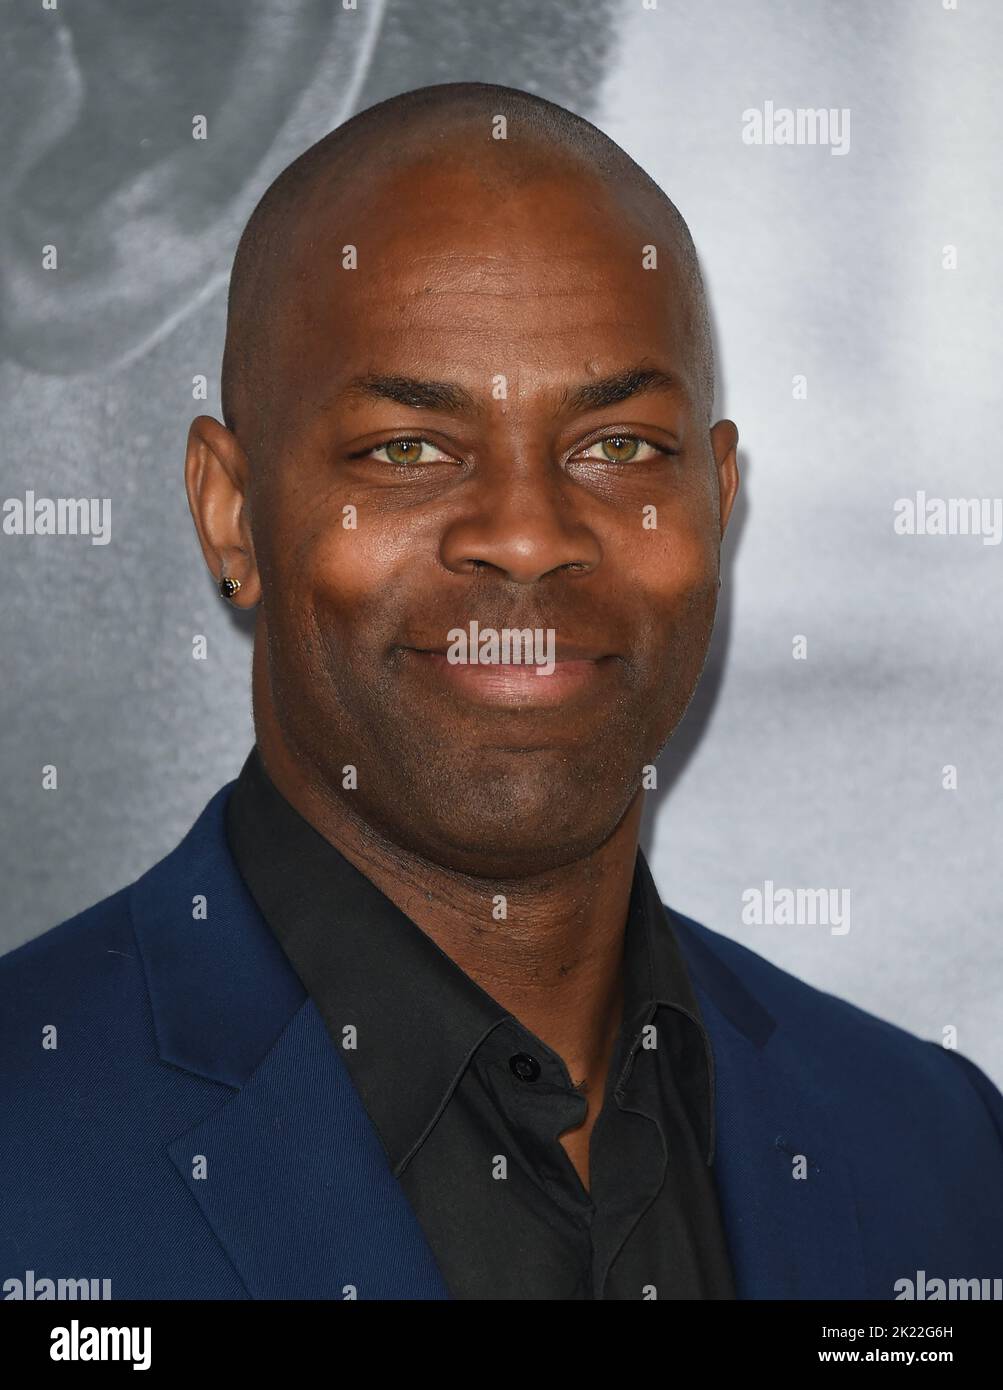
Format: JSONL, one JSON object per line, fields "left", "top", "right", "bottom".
{"left": 341, "top": 374, "right": 479, "bottom": 413}
{"left": 561, "top": 365, "right": 685, "bottom": 413}
{"left": 337, "top": 364, "right": 684, "bottom": 415}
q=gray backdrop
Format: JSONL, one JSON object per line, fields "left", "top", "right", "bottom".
{"left": 3, "top": 1, "right": 1000, "bottom": 1086}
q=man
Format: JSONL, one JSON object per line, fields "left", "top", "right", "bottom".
{"left": 2, "top": 82, "right": 1001, "bottom": 1301}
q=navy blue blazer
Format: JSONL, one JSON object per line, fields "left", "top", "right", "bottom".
{"left": 2, "top": 780, "right": 1002, "bottom": 1300}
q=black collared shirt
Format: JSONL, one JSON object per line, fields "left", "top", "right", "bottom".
{"left": 225, "top": 746, "right": 736, "bottom": 1300}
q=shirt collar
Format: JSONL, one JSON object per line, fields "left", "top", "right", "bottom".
{"left": 225, "top": 745, "right": 715, "bottom": 1171}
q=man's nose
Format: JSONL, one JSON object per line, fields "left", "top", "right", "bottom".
{"left": 438, "top": 467, "right": 602, "bottom": 584}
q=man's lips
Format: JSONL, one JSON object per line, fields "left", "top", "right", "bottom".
{"left": 401, "top": 647, "right": 620, "bottom": 708}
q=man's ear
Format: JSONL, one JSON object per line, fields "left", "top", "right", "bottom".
{"left": 184, "top": 415, "right": 262, "bottom": 607}
{"left": 710, "top": 419, "right": 740, "bottom": 539}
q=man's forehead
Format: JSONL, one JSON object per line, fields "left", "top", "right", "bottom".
{"left": 292, "top": 246, "right": 692, "bottom": 385}
{"left": 287, "top": 151, "right": 687, "bottom": 305}
{"left": 294, "top": 301, "right": 696, "bottom": 424}
{"left": 221, "top": 112, "right": 714, "bottom": 436}
{"left": 275, "top": 158, "right": 701, "bottom": 420}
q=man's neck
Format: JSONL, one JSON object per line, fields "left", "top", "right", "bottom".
{"left": 254, "top": 740, "right": 644, "bottom": 1092}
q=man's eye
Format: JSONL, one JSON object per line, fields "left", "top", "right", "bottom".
{"left": 369, "top": 437, "right": 448, "bottom": 466}
{"left": 578, "top": 435, "right": 672, "bottom": 464}
{"left": 358, "top": 434, "right": 673, "bottom": 467}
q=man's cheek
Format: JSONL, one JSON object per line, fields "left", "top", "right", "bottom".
{"left": 625, "top": 544, "right": 715, "bottom": 634}
{"left": 298, "top": 525, "right": 393, "bottom": 611}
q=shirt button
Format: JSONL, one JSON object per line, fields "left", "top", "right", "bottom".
{"left": 509, "top": 1052, "right": 541, "bottom": 1082}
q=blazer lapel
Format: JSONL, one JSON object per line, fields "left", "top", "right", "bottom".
{"left": 165, "top": 997, "right": 451, "bottom": 1299}
{"left": 671, "top": 912, "right": 868, "bottom": 1298}
{"left": 130, "top": 781, "right": 451, "bottom": 1300}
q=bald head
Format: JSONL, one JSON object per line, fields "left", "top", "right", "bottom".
{"left": 219, "top": 82, "right": 715, "bottom": 447}
{"left": 189, "top": 81, "right": 740, "bottom": 879}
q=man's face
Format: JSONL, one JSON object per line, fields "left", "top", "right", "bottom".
{"left": 246, "top": 153, "right": 737, "bottom": 878}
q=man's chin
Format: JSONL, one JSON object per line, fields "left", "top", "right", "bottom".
{"left": 327, "top": 734, "right": 644, "bottom": 877}
{"left": 382, "top": 783, "right": 635, "bottom": 881}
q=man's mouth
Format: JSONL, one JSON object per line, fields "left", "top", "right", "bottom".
{"left": 401, "top": 646, "right": 620, "bottom": 709}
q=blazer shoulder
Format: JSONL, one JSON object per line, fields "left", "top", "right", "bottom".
{"left": 0, "top": 881, "right": 137, "bottom": 989}
{"left": 0, "top": 778, "right": 235, "bottom": 1031}
{"left": 664, "top": 903, "right": 1003, "bottom": 1139}
{"left": 667, "top": 900, "right": 934, "bottom": 1044}
{"left": 0, "top": 886, "right": 148, "bottom": 1075}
